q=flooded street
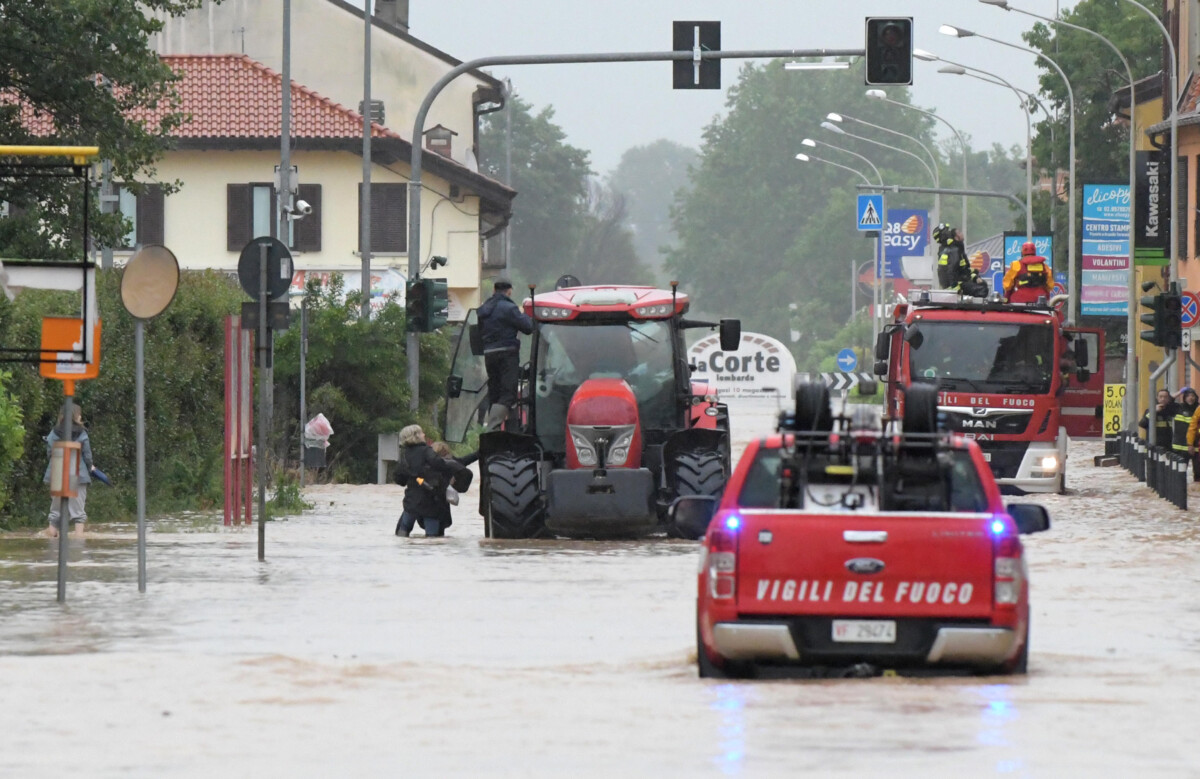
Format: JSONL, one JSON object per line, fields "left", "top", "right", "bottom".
{"left": 1, "top": 399, "right": 1198, "bottom": 777}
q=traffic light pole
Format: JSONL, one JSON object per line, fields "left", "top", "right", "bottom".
{"left": 1146, "top": 351, "right": 1176, "bottom": 450}
{"left": 405, "top": 46, "right": 863, "bottom": 409}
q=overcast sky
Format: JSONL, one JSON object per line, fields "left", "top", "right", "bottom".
{"left": 405, "top": 1, "right": 1080, "bottom": 175}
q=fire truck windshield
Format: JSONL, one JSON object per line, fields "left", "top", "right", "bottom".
{"left": 907, "top": 321, "right": 1054, "bottom": 395}
{"left": 533, "top": 320, "right": 677, "bottom": 446}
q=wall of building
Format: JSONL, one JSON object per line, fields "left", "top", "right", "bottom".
{"left": 145, "top": 149, "right": 482, "bottom": 311}
{"left": 151, "top": 0, "right": 487, "bottom": 169}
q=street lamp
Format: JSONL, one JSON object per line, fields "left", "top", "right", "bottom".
{"left": 820, "top": 120, "right": 938, "bottom": 193}
{"left": 796, "top": 152, "right": 884, "bottom": 342}
{"left": 978, "top": 0, "right": 1141, "bottom": 426}
{"left": 866, "top": 88, "right": 968, "bottom": 237}
{"left": 916, "top": 48, "right": 1033, "bottom": 240}
{"left": 825, "top": 111, "right": 941, "bottom": 225}
{"left": 941, "top": 23, "right": 1078, "bottom": 323}
{"left": 801, "top": 137, "right": 882, "bottom": 186}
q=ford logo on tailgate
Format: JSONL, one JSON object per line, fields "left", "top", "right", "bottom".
{"left": 845, "top": 557, "right": 885, "bottom": 575}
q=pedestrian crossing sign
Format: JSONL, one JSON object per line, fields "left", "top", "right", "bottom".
{"left": 857, "top": 194, "right": 883, "bottom": 231}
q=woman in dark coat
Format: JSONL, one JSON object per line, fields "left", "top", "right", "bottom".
{"left": 393, "top": 424, "right": 466, "bottom": 537}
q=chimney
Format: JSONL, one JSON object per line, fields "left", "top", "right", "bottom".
{"left": 423, "top": 124, "right": 458, "bottom": 159}
{"left": 374, "top": 0, "right": 409, "bottom": 32}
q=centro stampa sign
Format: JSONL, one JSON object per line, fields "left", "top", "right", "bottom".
{"left": 688, "top": 332, "right": 797, "bottom": 398}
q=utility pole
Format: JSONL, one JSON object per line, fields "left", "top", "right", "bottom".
{"left": 361, "top": 0, "right": 373, "bottom": 320}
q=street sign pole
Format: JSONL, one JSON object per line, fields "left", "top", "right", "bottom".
{"left": 257, "top": 243, "right": 268, "bottom": 562}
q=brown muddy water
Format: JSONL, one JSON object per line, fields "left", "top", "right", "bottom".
{"left": 0, "top": 401, "right": 1197, "bottom": 777}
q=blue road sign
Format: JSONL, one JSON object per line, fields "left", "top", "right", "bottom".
{"left": 836, "top": 348, "right": 858, "bottom": 372}
{"left": 857, "top": 194, "right": 883, "bottom": 232}
{"left": 1181, "top": 291, "right": 1200, "bottom": 328}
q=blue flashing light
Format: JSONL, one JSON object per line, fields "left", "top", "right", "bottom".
{"left": 990, "top": 520, "right": 1005, "bottom": 536}
{"left": 725, "top": 515, "right": 741, "bottom": 530}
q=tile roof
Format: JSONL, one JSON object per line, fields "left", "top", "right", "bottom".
{"left": 16, "top": 54, "right": 399, "bottom": 141}
{"left": 151, "top": 54, "right": 400, "bottom": 140}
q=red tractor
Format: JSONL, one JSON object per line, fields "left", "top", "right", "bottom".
{"left": 443, "top": 282, "right": 741, "bottom": 539}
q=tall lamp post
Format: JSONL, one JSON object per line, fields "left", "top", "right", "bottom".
{"left": 941, "top": 24, "right": 1078, "bottom": 323}
{"left": 826, "top": 111, "right": 941, "bottom": 225}
{"left": 979, "top": 0, "right": 1140, "bottom": 423}
{"left": 796, "top": 151, "right": 884, "bottom": 342}
{"left": 865, "top": 89, "right": 968, "bottom": 237}
{"left": 917, "top": 49, "right": 1033, "bottom": 240}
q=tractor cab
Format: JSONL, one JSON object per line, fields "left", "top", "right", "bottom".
{"left": 443, "top": 281, "right": 740, "bottom": 539}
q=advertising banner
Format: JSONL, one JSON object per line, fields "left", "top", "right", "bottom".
{"left": 1081, "top": 184, "right": 1130, "bottom": 316}
{"left": 883, "top": 209, "right": 929, "bottom": 281}
{"left": 999, "top": 233, "right": 1057, "bottom": 296}
{"left": 688, "top": 331, "right": 797, "bottom": 399}
{"left": 1134, "top": 150, "right": 1169, "bottom": 265}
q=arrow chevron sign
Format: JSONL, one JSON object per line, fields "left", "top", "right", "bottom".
{"left": 819, "top": 371, "right": 874, "bottom": 391}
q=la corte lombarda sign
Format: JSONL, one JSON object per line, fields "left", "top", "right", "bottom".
{"left": 688, "top": 332, "right": 797, "bottom": 398}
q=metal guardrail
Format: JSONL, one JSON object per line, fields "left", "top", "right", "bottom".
{"left": 1114, "top": 432, "right": 1187, "bottom": 509}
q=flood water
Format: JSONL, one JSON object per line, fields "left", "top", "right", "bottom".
{"left": 1, "top": 399, "right": 1198, "bottom": 777}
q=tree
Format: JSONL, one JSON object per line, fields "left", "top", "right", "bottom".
{"left": 0, "top": 1, "right": 203, "bottom": 255}
{"left": 478, "top": 94, "right": 593, "bottom": 287}
{"left": 1024, "top": 0, "right": 1162, "bottom": 280}
{"left": 608, "top": 139, "right": 697, "bottom": 279}
{"left": 271, "top": 275, "right": 453, "bottom": 484}
{"left": 667, "top": 61, "right": 940, "bottom": 366}
{"left": 570, "top": 181, "right": 652, "bottom": 286}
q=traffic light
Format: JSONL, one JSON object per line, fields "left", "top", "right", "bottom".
{"left": 1140, "top": 290, "right": 1165, "bottom": 347}
{"left": 427, "top": 278, "right": 449, "bottom": 331}
{"left": 1162, "top": 286, "right": 1183, "bottom": 349}
{"left": 865, "top": 17, "right": 913, "bottom": 86}
{"left": 406, "top": 279, "right": 428, "bottom": 332}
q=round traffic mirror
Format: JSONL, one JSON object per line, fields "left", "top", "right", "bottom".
{"left": 120, "top": 244, "right": 180, "bottom": 320}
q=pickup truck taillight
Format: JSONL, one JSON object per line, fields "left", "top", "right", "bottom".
{"left": 707, "top": 521, "right": 739, "bottom": 600}
{"left": 992, "top": 532, "right": 1023, "bottom": 605}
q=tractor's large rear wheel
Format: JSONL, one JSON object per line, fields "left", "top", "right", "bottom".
{"left": 667, "top": 450, "right": 727, "bottom": 539}
{"left": 484, "top": 452, "right": 546, "bottom": 539}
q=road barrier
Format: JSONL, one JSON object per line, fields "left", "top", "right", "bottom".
{"left": 1114, "top": 432, "right": 1187, "bottom": 510}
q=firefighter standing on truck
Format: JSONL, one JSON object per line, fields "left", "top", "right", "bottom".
{"left": 934, "top": 223, "right": 988, "bottom": 297}
{"left": 1003, "top": 242, "right": 1055, "bottom": 304}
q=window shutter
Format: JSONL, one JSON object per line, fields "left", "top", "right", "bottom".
{"left": 371, "top": 183, "right": 407, "bottom": 253}
{"left": 137, "top": 185, "right": 165, "bottom": 246}
{"left": 227, "top": 184, "right": 251, "bottom": 251}
{"left": 294, "top": 184, "right": 321, "bottom": 252}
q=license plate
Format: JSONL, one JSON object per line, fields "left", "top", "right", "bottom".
{"left": 982, "top": 452, "right": 992, "bottom": 462}
{"left": 832, "top": 619, "right": 896, "bottom": 643}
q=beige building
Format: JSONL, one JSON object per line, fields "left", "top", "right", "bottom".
{"left": 139, "top": 0, "right": 513, "bottom": 317}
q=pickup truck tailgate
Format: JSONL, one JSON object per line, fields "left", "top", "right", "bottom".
{"left": 734, "top": 510, "right": 994, "bottom": 619}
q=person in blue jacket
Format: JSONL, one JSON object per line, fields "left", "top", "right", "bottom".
{"left": 42, "top": 405, "right": 94, "bottom": 538}
{"left": 476, "top": 278, "right": 534, "bottom": 431}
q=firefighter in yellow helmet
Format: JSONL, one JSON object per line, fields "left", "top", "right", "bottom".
{"left": 934, "top": 223, "right": 988, "bottom": 297}
{"left": 1002, "top": 241, "right": 1055, "bottom": 304}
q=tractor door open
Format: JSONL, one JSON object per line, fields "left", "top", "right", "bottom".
{"left": 442, "top": 308, "right": 488, "bottom": 443}
{"left": 1062, "top": 326, "right": 1105, "bottom": 438}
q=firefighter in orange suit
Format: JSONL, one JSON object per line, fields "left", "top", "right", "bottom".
{"left": 1002, "top": 242, "right": 1055, "bottom": 304}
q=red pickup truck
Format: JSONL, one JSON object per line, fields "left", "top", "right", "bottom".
{"left": 681, "top": 384, "right": 1051, "bottom": 679}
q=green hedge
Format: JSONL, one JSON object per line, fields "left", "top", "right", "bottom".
{"left": 0, "top": 269, "right": 453, "bottom": 529}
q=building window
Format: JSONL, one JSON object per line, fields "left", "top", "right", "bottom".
{"left": 114, "top": 184, "right": 164, "bottom": 249}
{"left": 227, "top": 183, "right": 321, "bottom": 252}
{"left": 358, "top": 183, "right": 406, "bottom": 253}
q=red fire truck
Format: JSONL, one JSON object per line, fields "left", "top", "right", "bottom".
{"left": 685, "top": 383, "right": 1051, "bottom": 678}
{"left": 873, "top": 290, "right": 1104, "bottom": 494}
